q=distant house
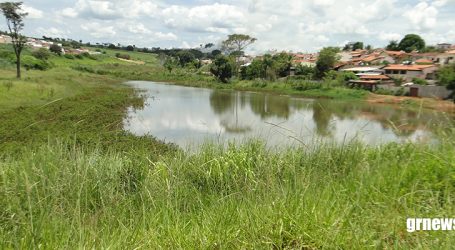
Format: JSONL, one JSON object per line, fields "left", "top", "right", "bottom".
{"left": 384, "top": 64, "right": 438, "bottom": 82}
{"left": 0, "top": 35, "right": 12, "bottom": 44}
{"left": 436, "top": 43, "right": 452, "bottom": 51}
{"left": 341, "top": 66, "right": 385, "bottom": 74}
{"left": 200, "top": 59, "right": 212, "bottom": 65}
{"left": 409, "top": 51, "right": 454, "bottom": 66}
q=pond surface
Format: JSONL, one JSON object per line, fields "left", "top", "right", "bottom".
{"left": 124, "top": 81, "right": 448, "bottom": 148}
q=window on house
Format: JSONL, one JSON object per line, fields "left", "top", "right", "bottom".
{"left": 400, "top": 70, "right": 406, "bottom": 74}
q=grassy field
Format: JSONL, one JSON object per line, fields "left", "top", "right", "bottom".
{"left": 1, "top": 45, "right": 455, "bottom": 248}
{"left": 1, "top": 138, "right": 455, "bottom": 248}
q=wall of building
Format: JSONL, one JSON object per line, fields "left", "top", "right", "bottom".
{"left": 377, "top": 85, "right": 453, "bottom": 99}
{"left": 412, "top": 85, "right": 453, "bottom": 99}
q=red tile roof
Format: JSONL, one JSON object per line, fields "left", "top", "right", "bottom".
{"left": 415, "top": 59, "right": 433, "bottom": 64}
{"left": 384, "top": 64, "right": 436, "bottom": 71}
{"left": 360, "top": 75, "right": 390, "bottom": 80}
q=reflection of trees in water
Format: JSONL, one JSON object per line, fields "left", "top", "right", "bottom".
{"left": 209, "top": 90, "right": 251, "bottom": 133}
{"left": 249, "top": 94, "right": 291, "bottom": 119}
{"left": 209, "top": 91, "right": 235, "bottom": 115}
{"left": 312, "top": 100, "right": 333, "bottom": 136}
{"left": 209, "top": 89, "right": 446, "bottom": 138}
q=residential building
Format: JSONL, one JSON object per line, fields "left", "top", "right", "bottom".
{"left": 436, "top": 43, "right": 452, "bottom": 51}
{"left": 384, "top": 64, "right": 438, "bottom": 82}
{"left": 0, "top": 35, "right": 12, "bottom": 44}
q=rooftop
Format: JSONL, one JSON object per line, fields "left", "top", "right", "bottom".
{"left": 384, "top": 64, "right": 436, "bottom": 71}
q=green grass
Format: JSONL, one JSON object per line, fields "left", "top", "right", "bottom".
{"left": 1, "top": 138, "right": 455, "bottom": 248}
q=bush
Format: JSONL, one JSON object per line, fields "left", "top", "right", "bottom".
{"left": 291, "top": 81, "right": 322, "bottom": 91}
{"left": 412, "top": 77, "right": 428, "bottom": 85}
{"left": 394, "top": 87, "right": 408, "bottom": 96}
{"left": 49, "top": 44, "right": 63, "bottom": 55}
{"left": 374, "top": 88, "right": 394, "bottom": 95}
{"left": 64, "top": 54, "right": 75, "bottom": 60}
{"left": 22, "top": 55, "right": 52, "bottom": 71}
{"left": 32, "top": 48, "right": 51, "bottom": 60}
{"left": 115, "top": 53, "right": 131, "bottom": 60}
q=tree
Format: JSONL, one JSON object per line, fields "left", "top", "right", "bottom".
{"left": 210, "top": 55, "right": 233, "bottom": 83}
{"left": 32, "top": 48, "right": 51, "bottom": 60}
{"left": 352, "top": 42, "right": 364, "bottom": 51}
{"left": 211, "top": 49, "right": 222, "bottom": 58}
{"left": 386, "top": 40, "right": 399, "bottom": 51}
{"left": 437, "top": 64, "right": 455, "bottom": 101}
{"left": 163, "top": 56, "right": 178, "bottom": 73}
{"left": 315, "top": 47, "right": 340, "bottom": 79}
{"left": 49, "top": 44, "right": 63, "bottom": 55}
{"left": 126, "top": 45, "right": 134, "bottom": 51}
{"left": 0, "top": 2, "right": 28, "bottom": 78}
{"left": 222, "top": 34, "right": 257, "bottom": 55}
{"left": 398, "top": 34, "right": 425, "bottom": 53}
{"left": 176, "top": 50, "right": 196, "bottom": 67}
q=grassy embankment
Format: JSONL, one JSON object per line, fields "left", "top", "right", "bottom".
{"left": 1, "top": 136, "right": 455, "bottom": 248}
{"left": 1, "top": 45, "right": 455, "bottom": 248}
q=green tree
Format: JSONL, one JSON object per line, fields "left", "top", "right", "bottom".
{"left": 49, "top": 44, "right": 63, "bottom": 55}
{"left": 0, "top": 2, "right": 28, "bottom": 78}
{"left": 315, "top": 47, "right": 340, "bottom": 79}
{"left": 272, "top": 52, "right": 292, "bottom": 77}
{"left": 32, "top": 48, "right": 51, "bottom": 60}
{"left": 352, "top": 42, "right": 364, "bottom": 50}
{"left": 398, "top": 34, "right": 425, "bottom": 52}
{"left": 163, "top": 56, "right": 178, "bottom": 73}
{"left": 386, "top": 40, "right": 399, "bottom": 51}
{"left": 176, "top": 50, "right": 196, "bottom": 67}
{"left": 210, "top": 55, "right": 233, "bottom": 83}
{"left": 437, "top": 64, "right": 455, "bottom": 101}
{"left": 221, "top": 34, "right": 257, "bottom": 55}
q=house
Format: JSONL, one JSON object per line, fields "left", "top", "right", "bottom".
{"left": 384, "top": 64, "right": 438, "bottom": 82}
{"left": 409, "top": 51, "right": 454, "bottom": 66}
{"left": 341, "top": 66, "right": 385, "bottom": 74}
{"left": 200, "top": 59, "right": 212, "bottom": 65}
{"left": 436, "top": 43, "right": 452, "bottom": 51}
{"left": 415, "top": 59, "right": 433, "bottom": 65}
{"left": 293, "top": 59, "right": 316, "bottom": 67}
{"left": 0, "top": 35, "right": 12, "bottom": 44}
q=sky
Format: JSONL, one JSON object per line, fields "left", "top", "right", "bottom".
{"left": 1, "top": 0, "right": 455, "bottom": 53}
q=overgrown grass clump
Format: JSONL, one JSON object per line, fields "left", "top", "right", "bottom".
{"left": 1, "top": 138, "right": 455, "bottom": 248}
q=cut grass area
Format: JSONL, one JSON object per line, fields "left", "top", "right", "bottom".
{"left": 1, "top": 138, "right": 455, "bottom": 248}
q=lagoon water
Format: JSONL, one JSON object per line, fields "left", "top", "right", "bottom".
{"left": 124, "top": 81, "right": 445, "bottom": 148}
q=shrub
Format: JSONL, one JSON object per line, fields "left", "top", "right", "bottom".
{"left": 115, "top": 53, "right": 131, "bottom": 60}
{"left": 412, "top": 77, "right": 428, "bottom": 85}
{"left": 49, "top": 44, "right": 63, "bottom": 55}
{"left": 32, "top": 48, "right": 51, "bottom": 60}
{"left": 64, "top": 54, "right": 75, "bottom": 60}
{"left": 22, "top": 55, "right": 52, "bottom": 71}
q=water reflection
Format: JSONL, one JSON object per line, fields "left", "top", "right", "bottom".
{"left": 124, "top": 81, "right": 447, "bottom": 148}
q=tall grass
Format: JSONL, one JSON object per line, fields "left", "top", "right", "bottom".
{"left": 1, "top": 138, "right": 454, "bottom": 248}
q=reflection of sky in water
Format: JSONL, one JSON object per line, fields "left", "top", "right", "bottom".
{"left": 124, "top": 81, "right": 436, "bottom": 148}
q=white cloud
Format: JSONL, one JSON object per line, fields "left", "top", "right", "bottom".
{"left": 36, "top": 27, "right": 68, "bottom": 38}
{"left": 403, "top": 2, "right": 438, "bottom": 30}
{"left": 154, "top": 32, "right": 178, "bottom": 41}
{"left": 22, "top": 5, "right": 43, "bottom": 19}
{"left": 161, "top": 3, "right": 245, "bottom": 33}
{"left": 81, "top": 22, "right": 116, "bottom": 38}
{"left": 59, "top": 0, "right": 158, "bottom": 19}
{"left": 379, "top": 32, "right": 402, "bottom": 41}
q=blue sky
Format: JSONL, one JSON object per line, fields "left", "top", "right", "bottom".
{"left": 1, "top": 0, "right": 454, "bottom": 53}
